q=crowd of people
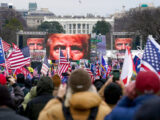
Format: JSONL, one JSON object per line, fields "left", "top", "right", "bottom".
{"left": 0, "top": 68, "right": 160, "bottom": 120}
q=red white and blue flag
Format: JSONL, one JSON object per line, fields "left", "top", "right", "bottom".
{"left": 95, "top": 62, "right": 100, "bottom": 79}
{"left": 2, "top": 40, "right": 11, "bottom": 52}
{"left": 140, "top": 35, "right": 160, "bottom": 77}
{"left": 41, "top": 56, "right": 50, "bottom": 76}
{"left": 7, "top": 44, "right": 30, "bottom": 69}
{"left": 58, "top": 50, "right": 69, "bottom": 79}
{"left": 0, "top": 38, "right": 5, "bottom": 64}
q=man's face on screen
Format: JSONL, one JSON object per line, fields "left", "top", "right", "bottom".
{"left": 49, "top": 36, "right": 84, "bottom": 60}
{"left": 115, "top": 38, "right": 132, "bottom": 50}
{"left": 27, "top": 38, "right": 44, "bottom": 50}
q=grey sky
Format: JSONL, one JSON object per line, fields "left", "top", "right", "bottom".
{"left": 1, "top": 0, "right": 160, "bottom": 16}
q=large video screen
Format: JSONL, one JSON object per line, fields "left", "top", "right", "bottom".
{"left": 27, "top": 38, "right": 45, "bottom": 50}
{"left": 27, "top": 38, "right": 46, "bottom": 61}
{"left": 114, "top": 38, "right": 133, "bottom": 50}
{"left": 46, "top": 34, "right": 90, "bottom": 61}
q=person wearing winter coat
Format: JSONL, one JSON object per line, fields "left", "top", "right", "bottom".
{"left": 0, "top": 84, "right": 29, "bottom": 120}
{"left": 104, "top": 71, "right": 160, "bottom": 120}
{"left": 38, "top": 68, "right": 111, "bottom": 120}
{"left": 1, "top": 75, "right": 25, "bottom": 110}
{"left": 25, "top": 76, "right": 54, "bottom": 120}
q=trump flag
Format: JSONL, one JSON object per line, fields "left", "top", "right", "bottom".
{"left": 0, "top": 38, "right": 5, "bottom": 64}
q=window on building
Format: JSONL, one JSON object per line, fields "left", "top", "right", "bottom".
{"left": 73, "top": 24, "right": 76, "bottom": 29}
{"left": 69, "top": 30, "right": 72, "bottom": 33}
{"left": 83, "top": 24, "right": 85, "bottom": 29}
{"left": 87, "top": 30, "right": 89, "bottom": 34}
{"left": 64, "top": 25, "right": 66, "bottom": 29}
{"left": 87, "top": 24, "right": 89, "bottom": 29}
{"left": 69, "top": 24, "right": 72, "bottom": 29}
{"left": 78, "top": 24, "right": 81, "bottom": 29}
{"left": 83, "top": 30, "right": 85, "bottom": 34}
{"left": 73, "top": 30, "right": 76, "bottom": 34}
{"left": 78, "top": 30, "right": 81, "bottom": 34}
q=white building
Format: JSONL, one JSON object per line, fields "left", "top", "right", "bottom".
{"left": 26, "top": 14, "right": 114, "bottom": 34}
{"left": 44, "top": 16, "right": 114, "bottom": 34}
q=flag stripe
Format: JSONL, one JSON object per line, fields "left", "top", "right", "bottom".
{"left": 8, "top": 44, "right": 30, "bottom": 69}
{"left": 41, "top": 56, "right": 49, "bottom": 75}
{"left": 2, "top": 40, "right": 11, "bottom": 52}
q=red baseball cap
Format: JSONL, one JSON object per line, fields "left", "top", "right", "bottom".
{"left": 135, "top": 71, "right": 160, "bottom": 94}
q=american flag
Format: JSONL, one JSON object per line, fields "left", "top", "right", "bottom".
{"left": 58, "top": 50, "right": 69, "bottom": 79}
{"left": 7, "top": 44, "right": 30, "bottom": 69}
{"left": 140, "top": 35, "right": 160, "bottom": 77}
{"left": 2, "top": 40, "right": 11, "bottom": 52}
{"left": 84, "top": 67, "right": 95, "bottom": 83}
{"left": 106, "top": 65, "right": 112, "bottom": 77}
{"left": 41, "top": 56, "right": 50, "bottom": 76}
{"left": 95, "top": 62, "right": 100, "bottom": 79}
{"left": 21, "top": 46, "right": 31, "bottom": 66}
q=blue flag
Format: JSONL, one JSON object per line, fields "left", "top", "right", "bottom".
{"left": 21, "top": 46, "right": 30, "bottom": 58}
{"left": 133, "top": 55, "right": 141, "bottom": 73}
{"left": 0, "top": 38, "right": 5, "bottom": 64}
{"left": 101, "top": 56, "right": 106, "bottom": 71}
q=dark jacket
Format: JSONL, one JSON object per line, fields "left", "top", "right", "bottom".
{"left": 10, "top": 83, "right": 24, "bottom": 108}
{"left": 104, "top": 94, "right": 159, "bottom": 120}
{"left": 17, "top": 83, "right": 30, "bottom": 96}
{"left": 25, "top": 76, "right": 54, "bottom": 120}
{"left": 0, "top": 107, "right": 29, "bottom": 120}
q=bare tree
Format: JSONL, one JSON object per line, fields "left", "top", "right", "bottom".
{"left": 0, "top": 7, "right": 27, "bottom": 44}
{"left": 114, "top": 7, "right": 160, "bottom": 43}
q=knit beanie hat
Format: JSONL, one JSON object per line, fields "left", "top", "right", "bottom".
{"left": 0, "top": 74, "right": 7, "bottom": 85}
{"left": 37, "top": 76, "right": 54, "bottom": 96}
{"left": 68, "top": 68, "right": 91, "bottom": 92}
{"left": 135, "top": 71, "right": 160, "bottom": 94}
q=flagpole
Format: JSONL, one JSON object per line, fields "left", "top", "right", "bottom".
{"left": 99, "top": 52, "right": 102, "bottom": 77}
{"left": 59, "top": 48, "right": 60, "bottom": 64}
{"left": 67, "top": 47, "right": 69, "bottom": 62}
{"left": 0, "top": 38, "right": 9, "bottom": 76}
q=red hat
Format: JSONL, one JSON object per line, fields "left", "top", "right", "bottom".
{"left": 135, "top": 71, "right": 160, "bottom": 94}
{"left": 0, "top": 74, "right": 7, "bottom": 85}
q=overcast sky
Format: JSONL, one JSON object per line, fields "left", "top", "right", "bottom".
{"left": 1, "top": 0, "right": 160, "bottom": 16}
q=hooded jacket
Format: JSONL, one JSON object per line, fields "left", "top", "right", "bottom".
{"left": 104, "top": 94, "right": 159, "bottom": 120}
{"left": 38, "top": 91, "right": 111, "bottom": 120}
{"left": 25, "top": 77, "right": 54, "bottom": 120}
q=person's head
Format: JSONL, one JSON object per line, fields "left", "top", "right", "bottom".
{"left": 115, "top": 38, "right": 132, "bottom": 50}
{"left": 17, "top": 74, "right": 25, "bottom": 84}
{"left": 37, "top": 76, "right": 54, "bottom": 96}
{"left": 135, "top": 71, "right": 160, "bottom": 95}
{"left": 104, "top": 82, "right": 122, "bottom": 105}
{"left": 64, "top": 68, "right": 96, "bottom": 107}
{"left": 52, "top": 74, "right": 61, "bottom": 88}
{"left": 134, "top": 97, "right": 160, "bottom": 120}
{"left": 93, "top": 79, "right": 105, "bottom": 91}
{"left": 0, "top": 74, "right": 7, "bottom": 85}
{"left": 27, "top": 38, "right": 44, "bottom": 50}
{"left": 0, "top": 85, "right": 14, "bottom": 108}
{"left": 68, "top": 68, "right": 92, "bottom": 92}
{"left": 47, "top": 34, "right": 89, "bottom": 61}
